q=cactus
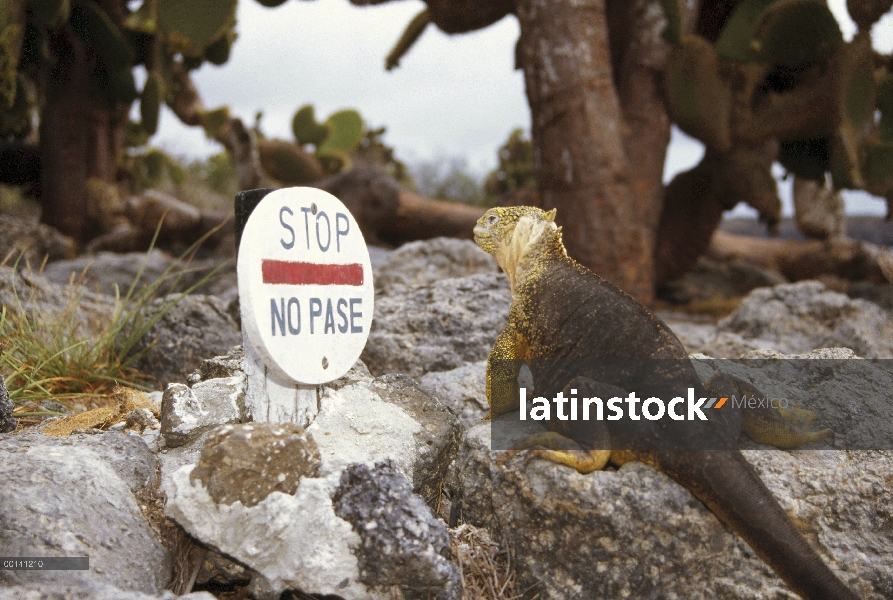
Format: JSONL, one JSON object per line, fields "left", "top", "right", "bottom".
{"left": 200, "top": 106, "right": 230, "bottom": 138}
{"left": 204, "top": 31, "right": 236, "bottom": 65}
{"left": 258, "top": 138, "right": 326, "bottom": 185}
{"left": 865, "top": 142, "right": 893, "bottom": 193}
{"left": 140, "top": 71, "right": 163, "bottom": 135}
{"left": 318, "top": 109, "right": 364, "bottom": 154}
{"left": 714, "top": 0, "right": 776, "bottom": 62}
{"left": 752, "top": 0, "right": 842, "bottom": 68}
{"left": 385, "top": 8, "right": 430, "bottom": 70}
{"left": 316, "top": 148, "right": 349, "bottom": 175}
{"left": 29, "top": 0, "right": 70, "bottom": 28}
{"left": 846, "top": 0, "right": 893, "bottom": 31}
{"left": 657, "top": 0, "right": 682, "bottom": 44}
{"left": 777, "top": 138, "right": 829, "bottom": 182}
{"left": 69, "top": 0, "right": 132, "bottom": 70}
{"left": 291, "top": 104, "right": 328, "bottom": 146}
{"left": 0, "top": 24, "right": 21, "bottom": 109}
{"left": 0, "top": 74, "right": 28, "bottom": 137}
{"left": 878, "top": 74, "right": 893, "bottom": 142}
{"left": 664, "top": 36, "right": 732, "bottom": 153}
{"left": 107, "top": 67, "right": 139, "bottom": 103}
{"left": 157, "top": 0, "right": 238, "bottom": 56}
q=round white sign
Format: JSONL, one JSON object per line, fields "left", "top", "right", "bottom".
{"left": 237, "top": 187, "right": 374, "bottom": 384}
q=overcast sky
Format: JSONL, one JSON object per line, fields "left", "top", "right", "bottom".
{"left": 147, "top": 0, "right": 893, "bottom": 216}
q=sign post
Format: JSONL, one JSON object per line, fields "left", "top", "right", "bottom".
{"left": 236, "top": 187, "right": 374, "bottom": 424}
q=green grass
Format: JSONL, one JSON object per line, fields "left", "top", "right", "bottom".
{"left": 1, "top": 226, "right": 227, "bottom": 418}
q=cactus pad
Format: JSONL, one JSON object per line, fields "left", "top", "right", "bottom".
{"left": 846, "top": 0, "right": 893, "bottom": 31}
{"left": 200, "top": 106, "right": 230, "bottom": 138}
{"left": 752, "top": 0, "right": 842, "bottom": 68}
{"left": 292, "top": 104, "right": 328, "bottom": 146}
{"left": 665, "top": 36, "right": 732, "bottom": 152}
{"left": 386, "top": 8, "right": 430, "bottom": 70}
{"left": 140, "top": 71, "right": 163, "bottom": 135}
{"left": 714, "top": 0, "right": 776, "bottom": 62}
{"left": 204, "top": 31, "right": 235, "bottom": 65}
{"left": 157, "top": 0, "right": 237, "bottom": 56}
{"left": 29, "top": 0, "right": 70, "bottom": 28}
{"left": 258, "top": 139, "right": 326, "bottom": 185}
{"left": 315, "top": 148, "right": 349, "bottom": 175}
{"left": 318, "top": 109, "right": 364, "bottom": 154}
{"left": 107, "top": 66, "right": 139, "bottom": 103}
{"left": 865, "top": 142, "right": 893, "bottom": 192}
{"left": 70, "top": 0, "right": 133, "bottom": 70}
{"left": 778, "top": 138, "right": 829, "bottom": 181}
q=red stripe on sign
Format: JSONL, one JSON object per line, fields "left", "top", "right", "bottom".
{"left": 262, "top": 260, "right": 364, "bottom": 286}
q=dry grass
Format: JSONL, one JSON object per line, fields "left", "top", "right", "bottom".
{"left": 40, "top": 386, "right": 159, "bottom": 436}
{"left": 450, "top": 524, "right": 536, "bottom": 600}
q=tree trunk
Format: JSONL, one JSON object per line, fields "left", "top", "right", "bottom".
{"left": 40, "top": 27, "right": 119, "bottom": 243}
{"left": 515, "top": 0, "right": 653, "bottom": 302}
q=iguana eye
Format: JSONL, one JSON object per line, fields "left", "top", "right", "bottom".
{"left": 486, "top": 214, "right": 499, "bottom": 226}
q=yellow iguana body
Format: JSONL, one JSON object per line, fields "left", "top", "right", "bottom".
{"left": 473, "top": 206, "right": 858, "bottom": 600}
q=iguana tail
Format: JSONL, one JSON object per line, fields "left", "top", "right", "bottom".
{"left": 660, "top": 449, "right": 859, "bottom": 600}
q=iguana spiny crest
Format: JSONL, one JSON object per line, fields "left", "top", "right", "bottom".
{"left": 473, "top": 206, "right": 567, "bottom": 294}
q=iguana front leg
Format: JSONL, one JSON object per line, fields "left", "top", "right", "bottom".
{"left": 488, "top": 340, "right": 614, "bottom": 473}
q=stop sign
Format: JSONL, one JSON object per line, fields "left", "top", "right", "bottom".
{"left": 237, "top": 187, "right": 374, "bottom": 384}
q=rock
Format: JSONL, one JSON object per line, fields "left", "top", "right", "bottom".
{"left": 164, "top": 363, "right": 462, "bottom": 599}
{"left": 333, "top": 462, "right": 461, "bottom": 600}
{"left": 848, "top": 281, "right": 893, "bottom": 312}
{"left": 40, "top": 250, "right": 237, "bottom": 300}
{"left": 0, "top": 266, "right": 116, "bottom": 336}
{"left": 0, "top": 580, "right": 215, "bottom": 600}
{"left": 418, "top": 361, "right": 489, "bottom": 428}
{"left": 160, "top": 375, "right": 245, "bottom": 448}
{"left": 0, "top": 371, "right": 14, "bottom": 433}
{"left": 362, "top": 272, "right": 511, "bottom": 377}
{"left": 0, "top": 432, "right": 171, "bottom": 593}
{"left": 658, "top": 256, "right": 787, "bottom": 304}
{"left": 189, "top": 422, "right": 320, "bottom": 507}
{"left": 375, "top": 237, "right": 496, "bottom": 290}
{"left": 307, "top": 372, "right": 462, "bottom": 504}
{"left": 693, "top": 281, "right": 893, "bottom": 358}
{"left": 0, "top": 214, "right": 75, "bottom": 268}
{"left": 367, "top": 245, "right": 393, "bottom": 272}
{"left": 449, "top": 420, "right": 892, "bottom": 599}
{"left": 186, "top": 345, "right": 245, "bottom": 384}
{"left": 131, "top": 294, "right": 241, "bottom": 385}
{"left": 691, "top": 348, "right": 893, "bottom": 451}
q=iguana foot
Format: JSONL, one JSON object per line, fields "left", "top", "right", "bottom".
{"left": 496, "top": 431, "right": 611, "bottom": 474}
{"left": 705, "top": 373, "right": 834, "bottom": 448}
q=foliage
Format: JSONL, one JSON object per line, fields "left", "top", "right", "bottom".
{"left": 484, "top": 128, "right": 537, "bottom": 198}
{"left": 353, "top": 125, "right": 411, "bottom": 184}
{"left": 411, "top": 156, "right": 488, "bottom": 206}
{"left": 0, "top": 228, "right": 224, "bottom": 415}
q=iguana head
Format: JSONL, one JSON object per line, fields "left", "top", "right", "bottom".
{"left": 473, "top": 206, "right": 565, "bottom": 291}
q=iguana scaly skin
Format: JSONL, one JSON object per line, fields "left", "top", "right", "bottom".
{"left": 473, "top": 206, "right": 859, "bottom": 600}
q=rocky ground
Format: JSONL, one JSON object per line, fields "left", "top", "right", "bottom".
{"left": 1, "top": 217, "right": 892, "bottom": 599}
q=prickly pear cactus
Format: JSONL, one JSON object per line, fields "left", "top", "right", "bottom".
{"left": 280, "top": 104, "right": 366, "bottom": 179}
{"left": 319, "top": 109, "right": 364, "bottom": 154}
{"left": 660, "top": 0, "right": 893, "bottom": 222}
{"left": 141, "top": 72, "right": 163, "bottom": 135}
{"left": 258, "top": 138, "right": 326, "bottom": 186}
{"left": 292, "top": 104, "right": 329, "bottom": 146}
{"left": 157, "top": 0, "right": 237, "bottom": 57}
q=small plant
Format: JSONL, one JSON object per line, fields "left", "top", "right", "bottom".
{"left": 0, "top": 225, "right": 226, "bottom": 422}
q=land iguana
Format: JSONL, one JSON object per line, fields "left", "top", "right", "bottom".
{"left": 473, "top": 205, "right": 859, "bottom": 600}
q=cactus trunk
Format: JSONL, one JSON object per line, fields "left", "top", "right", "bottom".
{"left": 40, "top": 26, "right": 122, "bottom": 243}
{"left": 515, "top": 0, "right": 655, "bottom": 302}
